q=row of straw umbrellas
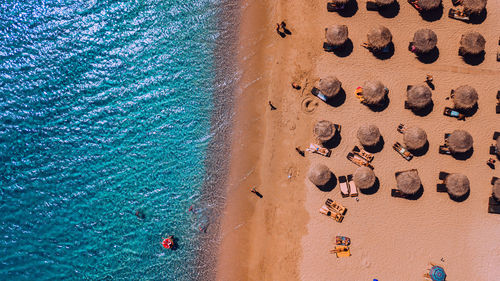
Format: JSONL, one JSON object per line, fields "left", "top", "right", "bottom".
{"left": 326, "top": 26, "right": 486, "bottom": 55}
{"left": 308, "top": 163, "right": 472, "bottom": 198}
{"left": 319, "top": 76, "right": 479, "bottom": 111}
{"left": 331, "top": 0, "right": 487, "bottom": 14}
{"left": 309, "top": 120, "right": 477, "bottom": 196}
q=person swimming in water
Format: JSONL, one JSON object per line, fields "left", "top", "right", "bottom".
{"left": 135, "top": 210, "right": 145, "bottom": 219}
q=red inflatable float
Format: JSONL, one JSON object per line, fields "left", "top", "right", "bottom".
{"left": 162, "top": 236, "right": 174, "bottom": 249}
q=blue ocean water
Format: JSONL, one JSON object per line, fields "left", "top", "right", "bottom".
{"left": 0, "top": 0, "right": 232, "bottom": 280}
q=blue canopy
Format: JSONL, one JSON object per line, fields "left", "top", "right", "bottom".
{"left": 429, "top": 265, "right": 446, "bottom": 281}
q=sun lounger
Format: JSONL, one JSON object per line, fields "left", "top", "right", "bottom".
{"left": 493, "top": 132, "right": 500, "bottom": 140}
{"left": 336, "top": 236, "right": 351, "bottom": 246}
{"left": 439, "top": 145, "right": 451, "bottom": 155}
{"left": 404, "top": 101, "right": 411, "bottom": 110}
{"left": 496, "top": 104, "right": 500, "bottom": 114}
{"left": 408, "top": 0, "right": 423, "bottom": 11}
{"left": 490, "top": 145, "right": 498, "bottom": 155}
{"left": 347, "top": 174, "right": 358, "bottom": 197}
{"left": 366, "top": 1, "right": 379, "bottom": 10}
{"left": 497, "top": 51, "right": 500, "bottom": 62}
{"left": 492, "top": 177, "right": 499, "bottom": 185}
{"left": 391, "top": 189, "right": 408, "bottom": 198}
{"left": 439, "top": 172, "right": 449, "bottom": 181}
{"left": 497, "top": 91, "right": 500, "bottom": 100}
{"left": 488, "top": 197, "right": 500, "bottom": 214}
{"left": 448, "top": 8, "right": 470, "bottom": 21}
{"left": 330, "top": 246, "right": 351, "bottom": 258}
{"left": 325, "top": 198, "right": 347, "bottom": 215}
{"left": 347, "top": 152, "right": 374, "bottom": 169}
{"left": 323, "top": 42, "right": 337, "bottom": 52}
{"left": 437, "top": 184, "right": 447, "bottom": 192}
{"left": 443, "top": 107, "right": 465, "bottom": 120}
{"left": 306, "top": 143, "right": 331, "bottom": 157}
{"left": 338, "top": 176, "right": 350, "bottom": 198}
{"left": 355, "top": 87, "right": 366, "bottom": 103}
{"left": 352, "top": 146, "right": 374, "bottom": 162}
{"left": 311, "top": 87, "right": 327, "bottom": 102}
{"left": 319, "top": 205, "right": 344, "bottom": 222}
{"left": 393, "top": 142, "right": 413, "bottom": 161}
{"left": 397, "top": 124, "right": 407, "bottom": 134}
{"left": 327, "top": 2, "right": 345, "bottom": 12}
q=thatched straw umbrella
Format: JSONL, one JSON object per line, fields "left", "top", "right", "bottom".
{"left": 453, "top": 85, "right": 478, "bottom": 110}
{"left": 308, "top": 164, "right": 332, "bottom": 186}
{"left": 418, "top": 0, "right": 441, "bottom": 10}
{"left": 353, "top": 167, "right": 376, "bottom": 190}
{"left": 463, "top": 0, "right": 487, "bottom": 14}
{"left": 403, "top": 127, "right": 427, "bottom": 151}
{"left": 446, "top": 173, "right": 470, "bottom": 198}
{"left": 448, "top": 130, "right": 473, "bottom": 154}
{"left": 314, "top": 120, "right": 335, "bottom": 144}
{"left": 362, "top": 80, "right": 387, "bottom": 105}
{"left": 325, "top": 25, "right": 348, "bottom": 47}
{"left": 357, "top": 124, "right": 381, "bottom": 147}
{"left": 396, "top": 170, "right": 421, "bottom": 195}
{"left": 406, "top": 85, "right": 432, "bottom": 109}
{"left": 460, "top": 32, "right": 486, "bottom": 55}
{"left": 412, "top": 29, "right": 437, "bottom": 53}
{"left": 376, "top": 0, "right": 395, "bottom": 5}
{"left": 319, "top": 76, "right": 342, "bottom": 99}
{"left": 493, "top": 178, "right": 500, "bottom": 201}
{"left": 367, "top": 26, "right": 392, "bottom": 49}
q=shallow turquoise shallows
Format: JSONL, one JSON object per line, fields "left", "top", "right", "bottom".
{"left": 0, "top": 0, "right": 223, "bottom": 279}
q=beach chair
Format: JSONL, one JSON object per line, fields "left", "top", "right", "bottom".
{"left": 352, "top": 146, "right": 374, "bottom": 162}
{"left": 355, "top": 87, "right": 366, "bottom": 103}
{"left": 497, "top": 104, "right": 500, "bottom": 114}
{"left": 448, "top": 8, "right": 470, "bottom": 22}
{"left": 306, "top": 143, "right": 331, "bottom": 157}
{"left": 325, "top": 198, "right": 347, "bottom": 215}
{"left": 497, "top": 51, "right": 500, "bottom": 62}
{"left": 347, "top": 152, "right": 374, "bottom": 169}
{"left": 393, "top": 142, "right": 413, "bottom": 161}
{"left": 338, "top": 176, "right": 350, "bottom": 198}
{"left": 494, "top": 132, "right": 500, "bottom": 140}
{"left": 391, "top": 189, "right": 408, "bottom": 198}
{"left": 330, "top": 245, "right": 351, "bottom": 258}
{"left": 443, "top": 107, "right": 465, "bottom": 120}
{"left": 439, "top": 145, "right": 451, "bottom": 155}
{"left": 311, "top": 87, "right": 327, "bottom": 102}
{"left": 490, "top": 145, "right": 498, "bottom": 155}
{"left": 397, "top": 124, "right": 407, "bottom": 134}
{"left": 439, "top": 171, "right": 449, "bottom": 181}
{"left": 404, "top": 101, "right": 411, "bottom": 110}
{"left": 323, "top": 42, "right": 337, "bottom": 52}
{"left": 336, "top": 236, "right": 351, "bottom": 246}
{"left": 366, "top": 1, "right": 379, "bottom": 10}
{"left": 327, "top": 2, "right": 345, "bottom": 12}
{"left": 488, "top": 197, "right": 500, "bottom": 214}
{"left": 437, "top": 172, "right": 449, "bottom": 192}
{"left": 347, "top": 175, "right": 358, "bottom": 197}
{"left": 408, "top": 0, "right": 422, "bottom": 11}
{"left": 319, "top": 205, "right": 344, "bottom": 222}
{"left": 492, "top": 177, "right": 499, "bottom": 185}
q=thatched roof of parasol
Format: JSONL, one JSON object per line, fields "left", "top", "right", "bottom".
{"left": 446, "top": 173, "right": 470, "bottom": 197}
{"left": 307, "top": 164, "right": 332, "bottom": 186}
{"left": 448, "top": 130, "right": 473, "bottom": 154}
{"left": 396, "top": 170, "right": 421, "bottom": 195}
{"left": 357, "top": 124, "right": 381, "bottom": 147}
{"left": 403, "top": 127, "right": 428, "bottom": 150}
{"left": 376, "top": 0, "right": 395, "bottom": 5}
{"left": 353, "top": 166, "right": 376, "bottom": 190}
{"left": 453, "top": 85, "right": 478, "bottom": 110}
{"left": 412, "top": 29, "right": 438, "bottom": 53}
{"left": 367, "top": 26, "right": 392, "bottom": 49}
{"left": 463, "top": 0, "right": 487, "bottom": 14}
{"left": 319, "top": 76, "right": 342, "bottom": 98}
{"left": 418, "top": 0, "right": 441, "bottom": 10}
{"left": 362, "top": 80, "right": 387, "bottom": 105}
{"left": 325, "top": 25, "right": 348, "bottom": 46}
{"left": 460, "top": 32, "right": 486, "bottom": 55}
{"left": 406, "top": 85, "right": 432, "bottom": 109}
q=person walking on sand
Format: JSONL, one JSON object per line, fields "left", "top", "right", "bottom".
{"left": 291, "top": 82, "right": 301, "bottom": 90}
{"left": 276, "top": 23, "right": 285, "bottom": 38}
{"left": 269, "top": 101, "right": 277, "bottom": 110}
{"left": 251, "top": 187, "right": 263, "bottom": 198}
{"left": 487, "top": 158, "right": 496, "bottom": 168}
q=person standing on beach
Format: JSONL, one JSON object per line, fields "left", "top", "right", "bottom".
{"left": 269, "top": 101, "right": 277, "bottom": 110}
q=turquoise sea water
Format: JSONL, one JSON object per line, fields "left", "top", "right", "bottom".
{"left": 0, "top": 0, "right": 232, "bottom": 280}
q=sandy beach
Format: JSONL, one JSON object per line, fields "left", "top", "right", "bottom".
{"left": 217, "top": 0, "right": 500, "bottom": 280}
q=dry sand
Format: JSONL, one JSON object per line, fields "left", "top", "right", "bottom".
{"left": 217, "top": 0, "right": 500, "bottom": 280}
